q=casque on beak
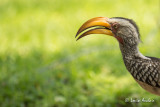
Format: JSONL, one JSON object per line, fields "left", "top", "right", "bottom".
{"left": 75, "top": 17, "right": 114, "bottom": 40}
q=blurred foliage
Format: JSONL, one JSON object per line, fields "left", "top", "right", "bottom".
{"left": 0, "top": 0, "right": 160, "bottom": 107}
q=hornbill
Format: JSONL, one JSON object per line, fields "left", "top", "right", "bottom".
{"left": 75, "top": 17, "right": 160, "bottom": 96}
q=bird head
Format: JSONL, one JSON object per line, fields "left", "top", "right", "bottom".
{"left": 76, "top": 17, "right": 141, "bottom": 47}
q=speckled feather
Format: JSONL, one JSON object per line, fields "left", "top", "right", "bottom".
{"left": 123, "top": 56, "right": 160, "bottom": 88}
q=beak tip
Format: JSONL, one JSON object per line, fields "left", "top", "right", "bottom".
{"left": 75, "top": 31, "right": 80, "bottom": 38}
{"left": 76, "top": 36, "right": 82, "bottom": 41}
{"left": 76, "top": 37, "right": 80, "bottom": 41}
{"left": 75, "top": 34, "right": 78, "bottom": 38}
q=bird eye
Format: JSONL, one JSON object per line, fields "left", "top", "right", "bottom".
{"left": 113, "top": 23, "right": 119, "bottom": 29}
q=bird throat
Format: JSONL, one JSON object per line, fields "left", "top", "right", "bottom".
{"left": 119, "top": 43, "right": 148, "bottom": 61}
{"left": 120, "top": 42, "right": 139, "bottom": 58}
{"left": 114, "top": 36, "right": 123, "bottom": 44}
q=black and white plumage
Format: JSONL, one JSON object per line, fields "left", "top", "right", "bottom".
{"left": 75, "top": 17, "right": 160, "bottom": 96}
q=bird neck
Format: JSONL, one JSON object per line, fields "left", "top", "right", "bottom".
{"left": 119, "top": 43, "right": 148, "bottom": 60}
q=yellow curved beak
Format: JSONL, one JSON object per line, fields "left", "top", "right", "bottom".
{"left": 75, "top": 17, "right": 114, "bottom": 41}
